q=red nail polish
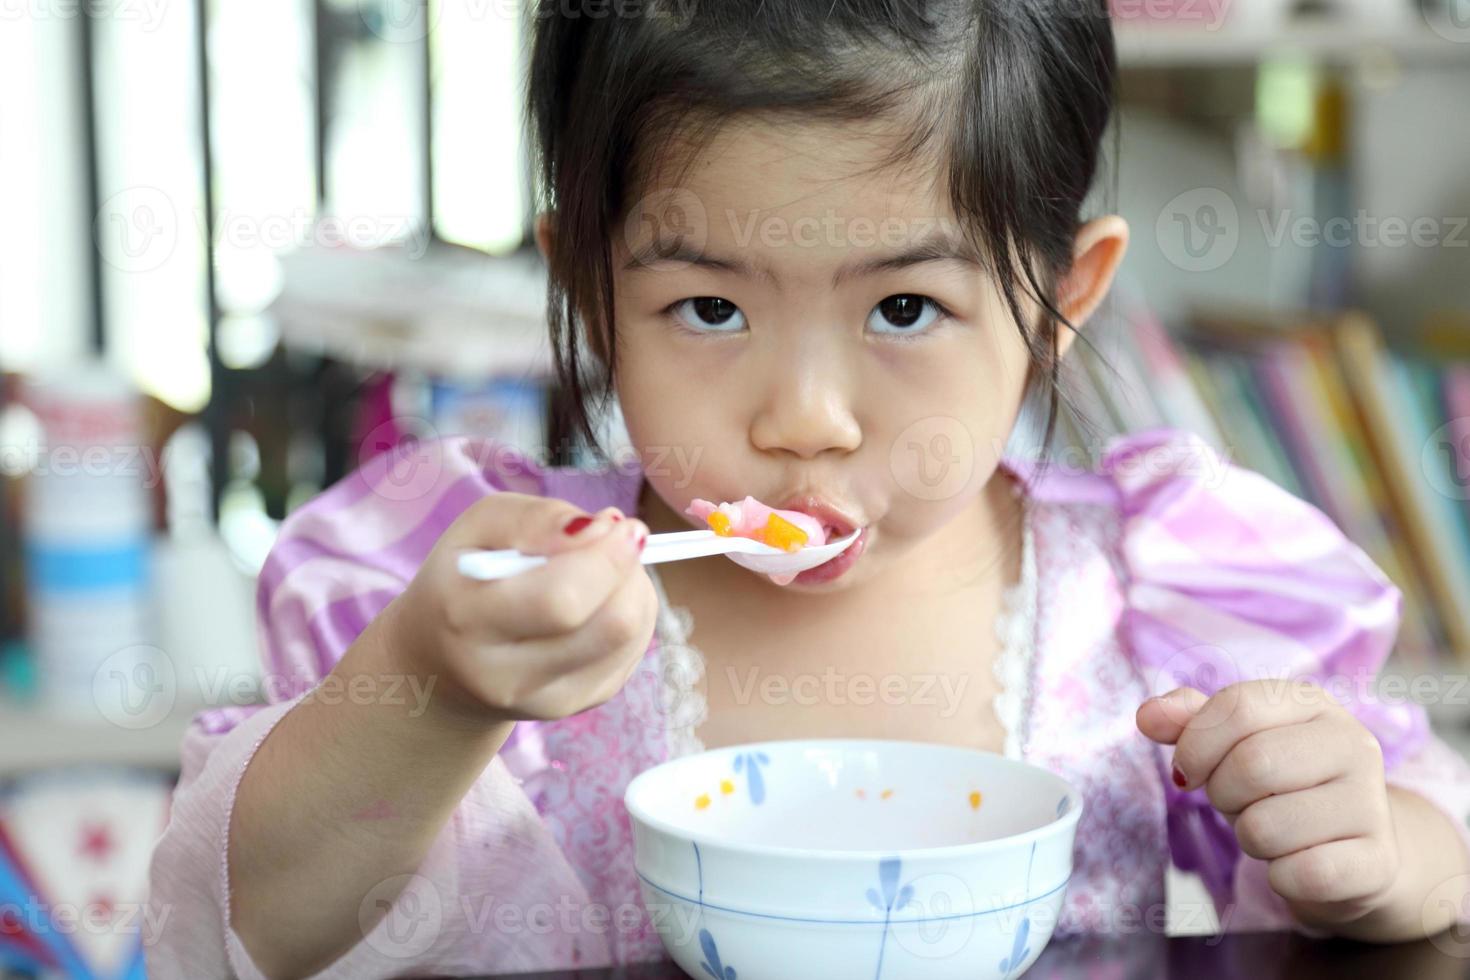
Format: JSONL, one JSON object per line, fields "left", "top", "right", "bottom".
{"left": 1172, "top": 765, "right": 1187, "bottom": 789}
{"left": 563, "top": 515, "right": 594, "bottom": 536}
{"left": 636, "top": 532, "right": 647, "bottom": 552}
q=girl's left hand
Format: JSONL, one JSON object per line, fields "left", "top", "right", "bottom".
{"left": 1136, "top": 680, "right": 1403, "bottom": 927}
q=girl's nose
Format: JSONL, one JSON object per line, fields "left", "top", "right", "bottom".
{"left": 748, "top": 356, "right": 862, "bottom": 461}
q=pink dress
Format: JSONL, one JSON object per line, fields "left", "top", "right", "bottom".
{"left": 145, "top": 427, "right": 1470, "bottom": 977}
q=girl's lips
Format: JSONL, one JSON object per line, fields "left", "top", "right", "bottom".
{"left": 791, "top": 524, "right": 869, "bottom": 585}
{"left": 773, "top": 498, "right": 861, "bottom": 545}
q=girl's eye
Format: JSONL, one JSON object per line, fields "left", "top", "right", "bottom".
{"left": 670, "top": 297, "right": 746, "bottom": 333}
{"left": 867, "top": 294, "right": 946, "bottom": 336}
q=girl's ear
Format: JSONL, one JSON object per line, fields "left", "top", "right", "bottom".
{"left": 1054, "top": 215, "right": 1130, "bottom": 360}
{"left": 534, "top": 210, "right": 555, "bottom": 262}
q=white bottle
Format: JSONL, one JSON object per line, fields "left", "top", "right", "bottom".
{"left": 20, "top": 363, "right": 160, "bottom": 721}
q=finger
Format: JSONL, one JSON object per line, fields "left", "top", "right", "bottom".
{"left": 1232, "top": 781, "right": 1376, "bottom": 861}
{"left": 450, "top": 492, "right": 627, "bottom": 555}
{"left": 1206, "top": 719, "right": 1355, "bottom": 815}
{"left": 1136, "top": 687, "right": 1209, "bottom": 745}
{"left": 1266, "top": 836, "right": 1398, "bottom": 908}
{"left": 485, "top": 571, "right": 659, "bottom": 717}
{"left": 476, "top": 517, "right": 648, "bottom": 639}
{"left": 1173, "top": 680, "right": 1334, "bottom": 793}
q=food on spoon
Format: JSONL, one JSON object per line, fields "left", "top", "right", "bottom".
{"left": 684, "top": 496, "right": 828, "bottom": 552}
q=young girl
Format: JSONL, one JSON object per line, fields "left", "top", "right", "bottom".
{"left": 149, "top": 1, "right": 1470, "bottom": 976}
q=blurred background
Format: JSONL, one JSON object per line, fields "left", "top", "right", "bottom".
{"left": 3, "top": 0, "right": 1470, "bottom": 975}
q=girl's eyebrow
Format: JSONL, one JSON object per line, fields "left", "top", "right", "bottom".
{"left": 622, "top": 230, "right": 985, "bottom": 286}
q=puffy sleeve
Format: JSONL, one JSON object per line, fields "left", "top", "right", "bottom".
{"left": 1105, "top": 427, "right": 1470, "bottom": 934}
{"left": 147, "top": 438, "right": 612, "bottom": 977}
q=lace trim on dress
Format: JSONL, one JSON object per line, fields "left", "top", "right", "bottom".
{"left": 644, "top": 565, "right": 709, "bottom": 760}
{"left": 991, "top": 494, "right": 1038, "bottom": 761}
{"left": 645, "top": 498, "right": 1037, "bottom": 762}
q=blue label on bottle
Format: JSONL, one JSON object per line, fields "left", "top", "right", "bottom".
{"left": 24, "top": 538, "right": 151, "bottom": 593}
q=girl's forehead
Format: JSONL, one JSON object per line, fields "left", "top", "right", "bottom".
{"left": 626, "top": 117, "right": 958, "bottom": 267}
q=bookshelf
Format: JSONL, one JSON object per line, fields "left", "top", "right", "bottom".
{"left": 1071, "top": 289, "right": 1470, "bottom": 691}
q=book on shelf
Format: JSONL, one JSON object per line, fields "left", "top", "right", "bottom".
{"left": 1061, "top": 293, "right": 1470, "bottom": 665}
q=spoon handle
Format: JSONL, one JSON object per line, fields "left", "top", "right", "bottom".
{"left": 456, "top": 530, "right": 778, "bottom": 581}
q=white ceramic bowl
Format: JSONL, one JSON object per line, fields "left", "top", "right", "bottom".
{"left": 624, "top": 739, "right": 1082, "bottom": 980}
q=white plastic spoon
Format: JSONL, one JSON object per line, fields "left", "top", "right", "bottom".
{"left": 457, "top": 527, "right": 863, "bottom": 581}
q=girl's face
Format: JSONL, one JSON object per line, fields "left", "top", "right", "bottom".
{"left": 602, "top": 118, "right": 1105, "bottom": 595}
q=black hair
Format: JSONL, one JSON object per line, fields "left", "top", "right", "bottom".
{"left": 527, "top": 0, "right": 1117, "bottom": 462}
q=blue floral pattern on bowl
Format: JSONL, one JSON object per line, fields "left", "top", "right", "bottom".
{"left": 699, "top": 927, "right": 737, "bottom": 980}
{"left": 866, "top": 856, "right": 915, "bottom": 979}
{"left": 733, "top": 751, "right": 771, "bottom": 804}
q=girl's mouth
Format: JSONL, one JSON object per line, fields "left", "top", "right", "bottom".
{"left": 791, "top": 524, "right": 869, "bottom": 586}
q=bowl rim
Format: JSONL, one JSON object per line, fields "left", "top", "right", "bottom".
{"left": 623, "top": 737, "right": 1085, "bottom": 862}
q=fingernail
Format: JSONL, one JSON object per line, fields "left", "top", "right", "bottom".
{"left": 563, "top": 515, "right": 594, "bottom": 536}
{"left": 1172, "top": 765, "right": 1187, "bottom": 789}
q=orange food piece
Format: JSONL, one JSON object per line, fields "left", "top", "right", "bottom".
{"left": 757, "top": 513, "right": 809, "bottom": 552}
{"left": 707, "top": 511, "right": 733, "bottom": 536}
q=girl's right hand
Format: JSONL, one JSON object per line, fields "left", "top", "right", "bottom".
{"left": 379, "top": 493, "right": 658, "bottom": 726}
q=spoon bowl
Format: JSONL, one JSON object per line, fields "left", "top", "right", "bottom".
{"left": 721, "top": 526, "right": 863, "bottom": 575}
